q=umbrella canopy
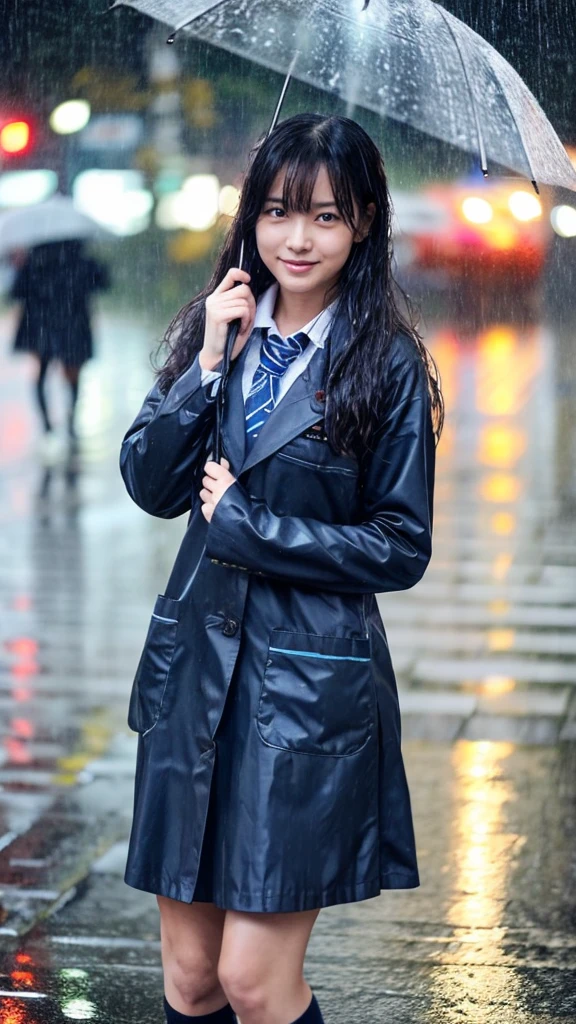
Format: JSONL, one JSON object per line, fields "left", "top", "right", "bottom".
{"left": 0, "top": 194, "right": 106, "bottom": 257}
{"left": 115, "top": 0, "right": 576, "bottom": 193}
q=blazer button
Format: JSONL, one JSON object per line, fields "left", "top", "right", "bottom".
{"left": 222, "top": 618, "right": 240, "bottom": 637}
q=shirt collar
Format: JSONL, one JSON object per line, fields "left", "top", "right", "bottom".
{"left": 253, "top": 282, "right": 337, "bottom": 349}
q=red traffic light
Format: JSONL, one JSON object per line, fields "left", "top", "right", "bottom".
{"left": 0, "top": 120, "right": 32, "bottom": 155}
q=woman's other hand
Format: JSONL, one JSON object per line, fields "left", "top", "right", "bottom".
{"left": 200, "top": 458, "right": 236, "bottom": 522}
{"left": 200, "top": 268, "right": 256, "bottom": 372}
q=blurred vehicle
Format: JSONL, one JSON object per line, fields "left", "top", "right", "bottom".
{"left": 390, "top": 179, "right": 551, "bottom": 288}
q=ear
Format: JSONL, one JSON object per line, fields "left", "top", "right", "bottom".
{"left": 354, "top": 202, "right": 376, "bottom": 243}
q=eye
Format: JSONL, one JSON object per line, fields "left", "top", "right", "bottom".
{"left": 317, "top": 212, "right": 339, "bottom": 223}
{"left": 264, "top": 207, "right": 286, "bottom": 218}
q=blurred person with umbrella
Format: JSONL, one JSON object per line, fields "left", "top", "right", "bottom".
{"left": 121, "top": 112, "right": 442, "bottom": 1024}
{"left": 3, "top": 195, "right": 110, "bottom": 450}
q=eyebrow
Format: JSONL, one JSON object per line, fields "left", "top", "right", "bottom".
{"left": 265, "top": 197, "right": 338, "bottom": 209}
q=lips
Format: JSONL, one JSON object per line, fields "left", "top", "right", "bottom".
{"left": 280, "top": 258, "right": 319, "bottom": 270}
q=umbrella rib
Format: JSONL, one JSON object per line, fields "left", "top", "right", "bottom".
{"left": 477, "top": 53, "right": 540, "bottom": 195}
{"left": 268, "top": 50, "right": 301, "bottom": 136}
{"left": 434, "top": 5, "right": 488, "bottom": 179}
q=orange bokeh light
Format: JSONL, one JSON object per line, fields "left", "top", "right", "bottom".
{"left": 490, "top": 512, "right": 517, "bottom": 535}
{"left": 480, "top": 473, "right": 522, "bottom": 503}
{"left": 0, "top": 121, "right": 31, "bottom": 154}
{"left": 11, "top": 970, "right": 35, "bottom": 987}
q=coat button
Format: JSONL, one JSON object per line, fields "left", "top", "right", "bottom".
{"left": 222, "top": 618, "right": 239, "bottom": 637}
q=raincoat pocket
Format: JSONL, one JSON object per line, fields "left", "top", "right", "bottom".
{"left": 256, "top": 629, "right": 373, "bottom": 757}
{"left": 128, "top": 595, "right": 180, "bottom": 735}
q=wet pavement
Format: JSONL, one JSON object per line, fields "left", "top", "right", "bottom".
{"left": 0, "top": 297, "right": 575, "bottom": 1021}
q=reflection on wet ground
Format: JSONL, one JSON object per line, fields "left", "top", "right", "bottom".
{"left": 384, "top": 313, "right": 576, "bottom": 746}
{"left": 0, "top": 298, "right": 575, "bottom": 1021}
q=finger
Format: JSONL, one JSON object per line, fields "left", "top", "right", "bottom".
{"left": 201, "top": 503, "right": 213, "bottom": 522}
{"left": 221, "top": 458, "right": 230, "bottom": 470}
{"left": 217, "top": 283, "right": 251, "bottom": 300}
{"left": 202, "top": 476, "right": 217, "bottom": 493}
{"left": 212, "top": 306, "right": 252, "bottom": 327}
{"left": 212, "top": 301, "right": 251, "bottom": 318}
{"left": 199, "top": 488, "right": 213, "bottom": 503}
{"left": 213, "top": 268, "right": 251, "bottom": 294}
{"left": 205, "top": 461, "right": 228, "bottom": 478}
{"left": 217, "top": 292, "right": 252, "bottom": 306}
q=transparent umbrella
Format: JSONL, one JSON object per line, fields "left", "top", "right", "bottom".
{"left": 0, "top": 194, "right": 107, "bottom": 257}
{"left": 115, "top": 0, "right": 576, "bottom": 194}
{"left": 115, "top": 0, "right": 576, "bottom": 461}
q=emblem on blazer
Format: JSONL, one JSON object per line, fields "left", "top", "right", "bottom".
{"left": 302, "top": 422, "right": 329, "bottom": 443}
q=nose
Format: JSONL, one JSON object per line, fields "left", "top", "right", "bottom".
{"left": 285, "top": 216, "right": 312, "bottom": 253}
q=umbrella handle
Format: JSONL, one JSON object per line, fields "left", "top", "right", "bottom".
{"left": 213, "top": 319, "right": 240, "bottom": 464}
{"left": 213, "top": 240, "right": 245, "bottom": 464}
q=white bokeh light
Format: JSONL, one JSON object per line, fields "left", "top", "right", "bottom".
{"left": 156, "top": 174, "right": 220, "bottom": 231}
{"left": 73, "top": 169, "right": 153, "bottom": 236}
{"left": 0, "top": 169, "right": 58, "bottom": 207}
{"left": 61, "top": 998, "right": 97, "bottom": 1020}
{"left": 219, "top": 184, "right": 240, "bottom": 217}
{"left": 551, "top": 204, "right": 576, "bottom": 238}
{"left": 50, "top": 100, "right": 91, "bottom": 135}
{"left": 508, "top": 190, "right": 542, "bottom": 221}
{"left": 461, "top": 197, "right": 493, "bottom": 224}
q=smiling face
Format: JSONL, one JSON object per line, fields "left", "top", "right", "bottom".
{"left": 255, "top": 164, "right": 374, "bottom": 305}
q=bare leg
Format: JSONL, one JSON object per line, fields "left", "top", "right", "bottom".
{"left": 62, "top": 364, "right": 81, "bottom": 439}
{"left": 34, "top": 356, "right": 52, "bottom": 433}
{"left": 218, "top": 909, "right": 321, "bottom": 1024}
{"left": 157, "top": 896, "right": 229, "bottom": 1015}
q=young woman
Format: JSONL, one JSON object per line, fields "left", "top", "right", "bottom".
{"left": 120, "top": 113, "right": 443, "bottom": 1024}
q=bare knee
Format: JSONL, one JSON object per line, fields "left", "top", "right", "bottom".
{"left": 218, "top": 958, "right": 269, "bottom": 1018}
{"left": 166, "top": 947, "right": 221, "bottom": 1008}
{"left": 158, "top": 900, "right": 224, "bottom": 1012}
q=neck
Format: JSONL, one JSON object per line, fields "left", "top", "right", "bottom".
{"left": 273, "top": 283, "right": 335, "bottom": 337}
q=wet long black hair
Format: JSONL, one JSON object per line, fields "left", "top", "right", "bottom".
{"left": 158, "top": 113, "right": 443, "bottom": 454}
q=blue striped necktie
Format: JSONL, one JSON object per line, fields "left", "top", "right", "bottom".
{"left": 245, "top": 329, "right": 310, "bottom": 449}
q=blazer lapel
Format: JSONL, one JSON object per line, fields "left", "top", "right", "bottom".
{"left": 237, "top": 305, "right": 350, "bottom": 473}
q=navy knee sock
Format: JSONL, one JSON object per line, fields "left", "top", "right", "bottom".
{"left": 163, "top": 995, "right": 236, "bottom": 1022}
{"left": 291, "top": 993, "right": 325, "bottom": 1024}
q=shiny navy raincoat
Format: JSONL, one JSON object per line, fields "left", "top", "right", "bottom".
{"left": 120, "top": 311, "right": 435, "bottom": 912}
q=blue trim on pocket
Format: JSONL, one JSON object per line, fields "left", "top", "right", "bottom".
{"left": 269, "top": 646, "right": 370, "bottom": 663}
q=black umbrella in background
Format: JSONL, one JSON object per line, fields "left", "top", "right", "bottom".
{"left": 114, "top": 0, "right": 576, "bottom": 458}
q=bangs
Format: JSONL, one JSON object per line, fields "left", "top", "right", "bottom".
{"left": 274, "top": 151, "right": 358, "bottom": 231}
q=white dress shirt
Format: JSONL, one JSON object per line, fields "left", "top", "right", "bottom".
{"left": 201, "top": 282, "right": 337, "bottom": 405}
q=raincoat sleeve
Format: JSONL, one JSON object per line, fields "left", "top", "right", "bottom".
{"left": 205, "top": 352, "right": 436, "bottom": 594}
{"left": 120, "top": 355, "right": 216, "bottom": 519}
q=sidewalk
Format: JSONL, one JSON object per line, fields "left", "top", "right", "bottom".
{"left": 1, "top": 739, "right": 575, "bottom": 1022}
